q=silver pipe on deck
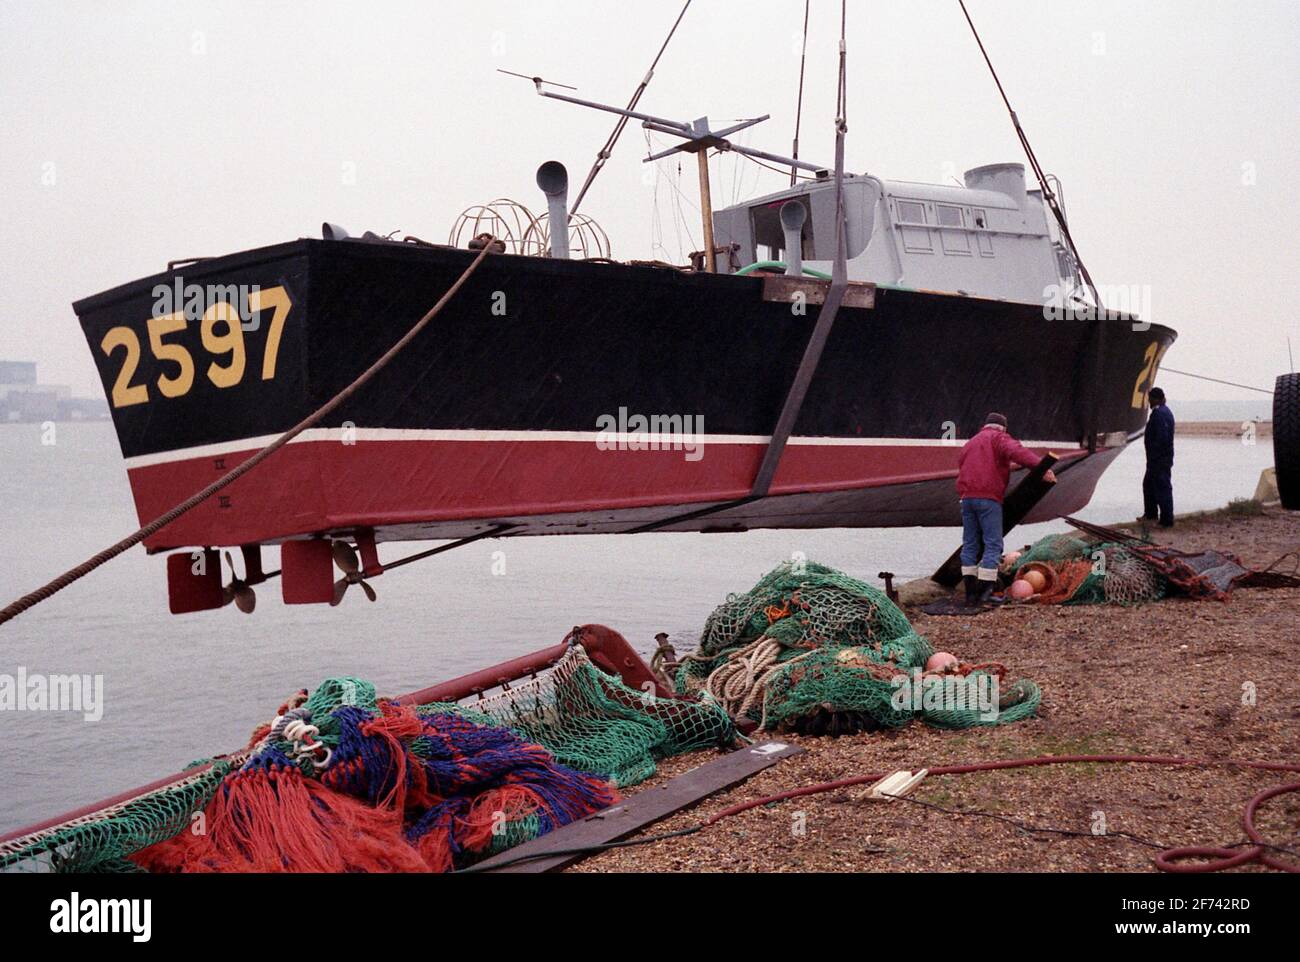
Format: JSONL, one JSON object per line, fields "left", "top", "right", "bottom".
{"left": 536, "top": 161, "right": 571, "bottom": 259}
{"left": 780, "top": 201, "right": 806, "bottom": 276}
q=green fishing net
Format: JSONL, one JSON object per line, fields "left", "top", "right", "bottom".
{"left": 0, "top": 759, "right": 234, "bottom": 874}
{"left": 423, "top": 645, "right": 735, "bottom": 788}
{"left": 1015, "top": 532, "right": 1092, "bottom": 567}
{"left": 675, "top": 560, "right": 1040, "bottom": 733}
{"left": 1015, "top": 535, "right": 1167, "bottom": 605}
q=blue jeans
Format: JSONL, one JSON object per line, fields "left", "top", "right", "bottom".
{"left": 1142, "top": 461, "right": 1174, "bottom": 525}
{"left": 960, "top": 498, "right": 1003, "bottom": 579}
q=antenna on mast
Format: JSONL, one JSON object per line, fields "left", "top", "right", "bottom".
{"left": 495, "top": 69, "right": 578, "bottom": 91}
{"left": 507, "top": 74, "right": 828, "bottom": 272}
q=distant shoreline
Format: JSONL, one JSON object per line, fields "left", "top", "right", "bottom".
{"left": 1175, "top": 419, "right": 1271, "bottom": 438}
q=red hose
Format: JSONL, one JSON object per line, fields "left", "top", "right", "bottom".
{"left": 703, "top": 753, "right": 1300, "bottom": 873}
{"left": 1156, "top": 780, "right": 1300, "bottom": 873}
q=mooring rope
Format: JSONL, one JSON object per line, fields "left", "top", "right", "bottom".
{"left": 702, "top": 637, "right": 817, "bottom": 730}
{"left": 0, "top": 242, "right": 495, "bottom": 628}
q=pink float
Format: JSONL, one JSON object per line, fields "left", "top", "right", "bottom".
{"left": 926, "top": 651, "right": 959, "bottom": 672}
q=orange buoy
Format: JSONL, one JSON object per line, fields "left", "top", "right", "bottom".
{"left": 926, "top": 651, "right": 959, "bottom": 673}
{"left": 1024, "top": 569, "right": 1047, "bottom": 593}
{"left": 1008, "top": 578, "right": 1035, "bottom": 600}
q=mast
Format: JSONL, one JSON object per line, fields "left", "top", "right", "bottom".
{"left": 695, "top": 151, "right": 716, "bottom": 271}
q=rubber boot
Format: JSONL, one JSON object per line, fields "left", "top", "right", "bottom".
{"left": 962, "top": 574, "right": 979, "bottom": 606}
{"left": 974, "top": 579, "right": 996, "bottom": 606}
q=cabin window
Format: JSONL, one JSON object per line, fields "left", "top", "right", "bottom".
{"left": 972, "top": 208, "right": 987, "bottom": 229}
{"left": 897, "top": 200, "right": 926, "bottom": 224}
{"left": 941, "top": 231, "right": 971, "bottom": 256}
{"left": 750, "top": 196, "right": 813, "bottom": 262}
{"left": 936, "top": 204, "right": 964, "bottom": 228}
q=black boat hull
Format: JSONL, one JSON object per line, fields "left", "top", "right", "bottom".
{"left": 72, "top": 239, "right": 1174, "bottom": 549}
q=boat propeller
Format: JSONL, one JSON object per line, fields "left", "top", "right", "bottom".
{"left": 222, "top": 551, "right": 258, "bottom": 614}
{"left": 331, "top": 541, "right": 378, "bottom": 606}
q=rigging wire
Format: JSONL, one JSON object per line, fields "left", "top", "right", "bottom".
{"left": 646, "top": 131, "right": 700, "bottom": 260}
{"left": 646, "top": 131, "right": 689, "bottom": 262}
{"left": 836, "top": 0, "right": 848, "bottom": 126}
{"left": 646, "top": 130, "right": 669, "bottom": 262}
{"left": 956, "top": 0, "right": 1099, "bottom": 307}
{"left": 569, "top": 0, "right": 693, "bottom": 216}
{"left": 789, "top": 0, "right": 811, "bottom": 186}
{"left": 959, "top": 9, "right": 1098, "bottom": 309}
{"left": 1159, "top": 367, "right": 1274, "bottom": 396}
{"left": 956, "top": 0, "right": 1118, "bottom": 450}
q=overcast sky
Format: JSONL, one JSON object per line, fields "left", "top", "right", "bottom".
{"left": 2, "top": 0, "right": 1296, "bottom": 401}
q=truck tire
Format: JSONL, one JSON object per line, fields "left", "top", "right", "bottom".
{"left": 1274, "top": 372, "right": 1300, "bottom": 510}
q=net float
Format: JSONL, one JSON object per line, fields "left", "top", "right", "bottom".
{"left": 1008, "top": 579, "right": 1035, "bottom": 600}
{"left": 926, "top": 651, "right": 959, "bottom": 673}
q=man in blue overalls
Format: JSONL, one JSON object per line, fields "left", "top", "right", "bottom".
{"left": 1142, "top": 387, "right": 1175, "bottom": 527}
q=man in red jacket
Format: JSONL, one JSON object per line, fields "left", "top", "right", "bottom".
{"left": 957, "top": 412, "right": 1057, "bottom": 605}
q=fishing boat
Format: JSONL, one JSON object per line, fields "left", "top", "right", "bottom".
{"left": 49, "top": 0, "right": 1167, "bottom": 621}
{"left": 72, "top": 142, "right": 1173, "bottom": 611}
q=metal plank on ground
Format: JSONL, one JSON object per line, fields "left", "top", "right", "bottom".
{"left": 470, "top": 741, "right": 804, "bottom": 873}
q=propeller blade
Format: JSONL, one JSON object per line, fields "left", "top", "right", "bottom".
{"left": 360, "top": 580, "right": 377, "bottom": 602}
{"left": 330, "top": 578, "right": 348, "bottom": 607}
{"left": 234, "top": 585, "right": 257, "bottom": 614}
{"left": 332, "top": 541, "right": 360, "bottom": 575}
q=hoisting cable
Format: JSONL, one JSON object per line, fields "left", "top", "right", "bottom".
{"left": 789, "top": 0, "right": 811, "bottom": 186}
{"left": 569, "top": 0, "right": 693, "bottom": 217}
{"left": 0, "top": 243, "right": 496, "bottom": 628}
{"left": 957, "top": 0, "right": 1098, "bottom": 307}
{"left": 956, "top": 1, "right": 1112, "bottom": 451}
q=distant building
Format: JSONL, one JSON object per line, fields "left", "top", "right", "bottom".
{"left": 0, "top": 360, "right": 108, "bottom": 422}
{"left": 0, "top": 360, "right": 39, "bottom": 385}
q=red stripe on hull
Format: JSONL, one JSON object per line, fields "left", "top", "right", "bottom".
{"left": 126, "top": 438, "right": 1092, "bottom": 549}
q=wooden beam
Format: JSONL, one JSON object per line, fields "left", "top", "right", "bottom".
{"left": 761, "top": 274, "right": 875, "bottom": 310}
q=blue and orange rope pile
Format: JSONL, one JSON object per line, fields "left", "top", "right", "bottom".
{"left": 132, "top": 679, "right": 617, "bottom": 873}
{"left": 1, "top": 649, "right": 734, "bottom": 873}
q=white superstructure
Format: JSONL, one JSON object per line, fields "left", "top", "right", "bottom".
{"left": 712, "top": 162, "right": 1083, "bottom": 306}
